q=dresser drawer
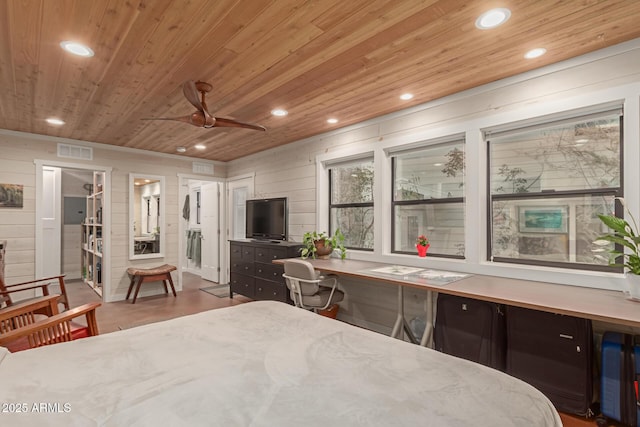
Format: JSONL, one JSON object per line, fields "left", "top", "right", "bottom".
{"left": 255, "top": 279, "right": 287, "bottom": 302}
{"left": 233, "top": 261, "right": 254, "bottom": 276}
{"left": 230, "top": 244, "right": 243, "bottom": 260}
{"left": 255, "top": 246, "right": 290, "bottom": 262}
{"left": 230, "top": 259, "right": 254, "bottom": 275}
{"left": 254, "top": 263, "right": 284, "bottom": 283}
{"left": 241, "top": 245, "right": 255, "bottom": 260}
{"left": 230, "top": 273, "right": 255, "bottom": 299}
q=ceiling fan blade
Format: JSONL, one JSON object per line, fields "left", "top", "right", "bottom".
{"left": 182, "top": 80, "right": 208, "bottom": 113}
{"left": 141, "top": 115, "right": 198, "bottom": 126}
{"left": 214, "top": 117, "right": 266, "bottom": 131}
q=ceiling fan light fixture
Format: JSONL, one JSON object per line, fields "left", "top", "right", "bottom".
{"left": 271, "top": 109, "right": 288, "bottom": 117}
{"left": 475, "top": 8, "right": 511, "bottom": 30}
{"left": 524, "top": 48, "right": 547, "bottom": 59}
{"left": 60, "top": 41, "right": 94, "bottom": 57}
{"left": 46, "top": 117, "right": 65, "bottom": 126}
{"left": 176, "top": 146, "right": 187, "bottom": 153}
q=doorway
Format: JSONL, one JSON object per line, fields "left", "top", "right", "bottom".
{"left": 35, "top": 160, "right": 111, "bottom": 302}
{"left": 178, "top": 175, "right": 224, "bottom": 288}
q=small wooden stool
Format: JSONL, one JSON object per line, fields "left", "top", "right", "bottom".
{"left": 126, "top": 264, "right": 177, "bottom": 304}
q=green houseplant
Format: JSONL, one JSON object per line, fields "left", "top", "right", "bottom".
{"left": 596, "top": 198, "right": 640, "bottom": 274}
{"left": 596, "top": 198, "right": 640, "bottom": 301}
{"left": 300, "top": 229, "right": 347, "bottom": 260}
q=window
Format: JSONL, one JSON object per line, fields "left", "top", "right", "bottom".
{"left": 487, "top": 108, "right": 622, "bottom": 270}
{"left": 329, "top": 159, "right": 374, "bottom": 250}
{"left": 391, "top": 140, "right": 465, "bottom": 257}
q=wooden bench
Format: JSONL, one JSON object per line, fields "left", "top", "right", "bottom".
{"left": 126, "top": 264, "right": 177, "bottom": 304}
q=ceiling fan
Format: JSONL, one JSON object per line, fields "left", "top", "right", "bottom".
{"left": 142, "top": 80, "right": 266, "bottom": 131}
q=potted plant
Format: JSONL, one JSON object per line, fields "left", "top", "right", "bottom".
{"left": 595, "top": 198, "right": 640, "bottom": 299}
{"left": 416, "top": 234, "right": 430, "bottom": 257}
{"left": 301, "top": 229, "right": 347, "bottom": 260}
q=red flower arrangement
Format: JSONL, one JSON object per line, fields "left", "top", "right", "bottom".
{"left": 416, "top": 235, "right": 429, "bottom": 247}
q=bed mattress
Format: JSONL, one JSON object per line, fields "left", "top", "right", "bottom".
{"left": 0, "top": 300, "right": 561, "bottom": 426}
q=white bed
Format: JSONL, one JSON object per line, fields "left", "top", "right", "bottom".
{"left": 0, "top": 301, "right": 561, "bottom": 426}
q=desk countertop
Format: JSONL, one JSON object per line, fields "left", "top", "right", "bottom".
{"left": 275, "top": 257, "right": 640, "bottom": 328}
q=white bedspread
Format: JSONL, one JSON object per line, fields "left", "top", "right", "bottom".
{"left": 0, "top": 301, "right": 561, "bottom": 426}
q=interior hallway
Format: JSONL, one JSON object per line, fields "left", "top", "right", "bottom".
{"left": 66, "top": 272, "right": 251, "bottom": 334}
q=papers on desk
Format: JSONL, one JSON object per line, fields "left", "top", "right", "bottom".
{"left": 418, "top": 270, "right": 468, "bottom": 279}
{"left": 370, "top": 266, "right": 424, "bottom": 275}
{"left": 417, "top": 269, "right": 469, "bottom": 284}
{"left": 365, "top": 265, "right": 470, "bottom": 286}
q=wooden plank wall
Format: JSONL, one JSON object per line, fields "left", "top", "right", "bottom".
{"left": 0, "top": 132, "right": 225, "bottom": 302}
{"left": 226, "top": 45, "right": 640, "bottom": 333}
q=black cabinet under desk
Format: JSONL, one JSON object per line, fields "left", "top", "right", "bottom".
{"left": 229, "top": 240, "right": 302, "bottom": 303}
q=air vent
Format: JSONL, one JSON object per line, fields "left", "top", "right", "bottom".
{"left": 57, "top": 143, "right": 92, "bottom": 160}
{"left": 192, "top": 162, "right": 214, "bottom": 175}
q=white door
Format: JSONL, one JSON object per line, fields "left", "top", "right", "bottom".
{"left": 200, "top": 182, "right": 219, "bottom": 282}
{"left": 40, "top": 167, "right": 62, "bottom": 277}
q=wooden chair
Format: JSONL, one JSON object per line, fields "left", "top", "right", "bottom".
{"left": 0, "top": 294, "right": 100, "bottom": 352}
{"left": 0, "top": 294, "right": 60, "bottom": 333}
{"left": 0, "top": 274, "right": 70, "bottom": 313}
{"left": 0, "top": 242, "right": 69, "bottom": 312}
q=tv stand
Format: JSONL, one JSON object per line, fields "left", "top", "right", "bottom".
{"left": 229, "top": 239, "right": 302, "bottom": 303}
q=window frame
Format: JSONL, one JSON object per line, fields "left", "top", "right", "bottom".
{"left": 390, "top": 140, "right": 465, "bottom": 259}
{"left": 486, "top": 110, "right": 624, "bottom": 272}
{"left": 328, "top": 160, "right": 375, "bottom": 251}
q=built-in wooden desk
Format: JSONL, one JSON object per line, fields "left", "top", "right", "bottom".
{"left": 275, "top": 258, "right": 640, "bottom": 346}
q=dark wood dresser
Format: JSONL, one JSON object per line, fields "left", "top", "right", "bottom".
{"left": 229, "top": 240, "right": 302, "bottom": 303}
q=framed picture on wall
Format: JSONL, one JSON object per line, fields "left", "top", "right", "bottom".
{"left": 518, "top": 206, "right": 568, "bottom": 233}
{"left": 0, "top": 184, "right": 23, "bottom": 208}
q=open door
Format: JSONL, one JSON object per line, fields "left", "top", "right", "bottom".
{"left": 200, "top": 182, "right": 219, "bottom": 282}
{"left": 39, "top": 166, "right": 62, "bottom": 277}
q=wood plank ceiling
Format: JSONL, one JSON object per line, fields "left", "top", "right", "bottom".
{"left": 1, "top": 0, "right": 639, "bottom": 162}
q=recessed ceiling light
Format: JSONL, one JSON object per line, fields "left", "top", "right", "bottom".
{"left": 271, "top": 109, "right": 288, "bottom": 116}
{"left": 327, "top": 118, "right": 338, "bottom": 124}
{"left": 573, "top": 138, "right": 589, "bottom": 147}
{"left": 400, "top": 93, "right": 414, "bottom": 100}
{"left": 524, "top": 48, "right": 547, "bottom": 59}
{"left": 46, "top": 117, "right": 65, "bottom": 126}
{"left": 194, "top": 144, "right": 206, "bottom": 150}
{"left": 433, "top": 163, "right": 443, "bottom": 167}
{"left": 176, "top": 146, "right": 186, "bottom": 153}
{"left": 475, "top": 8, "right": 511, "bottom": 30}
{"left": 60, "top": 41, "right": 94, "bottom": 57}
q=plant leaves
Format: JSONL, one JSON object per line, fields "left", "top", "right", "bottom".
{"left": 598, "top": 215, "right": 632, "bottom": 235}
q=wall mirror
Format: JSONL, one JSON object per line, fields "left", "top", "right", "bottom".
{"left": 129, "top": 173, "right": 165, "bottom": 260}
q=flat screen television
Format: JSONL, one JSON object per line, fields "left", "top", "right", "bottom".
{"left": 246, "top": 197, "right": 287, "bottom": 241}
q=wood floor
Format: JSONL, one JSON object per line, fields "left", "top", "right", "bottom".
{"left": 67, "top": 272, "right": 251, "bottom": 334}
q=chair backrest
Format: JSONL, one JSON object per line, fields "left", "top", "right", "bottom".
{"left": 0, "top": 294, "right": 60, "bottom": 334}
{"left": 0, "top": 273, "right": 70, "bottom": 312}
{"left": 0, "top": 298, "right": 99, "bottom": 352}
{"left": 283, "top": 260, "right": 320, "bottom": 296}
